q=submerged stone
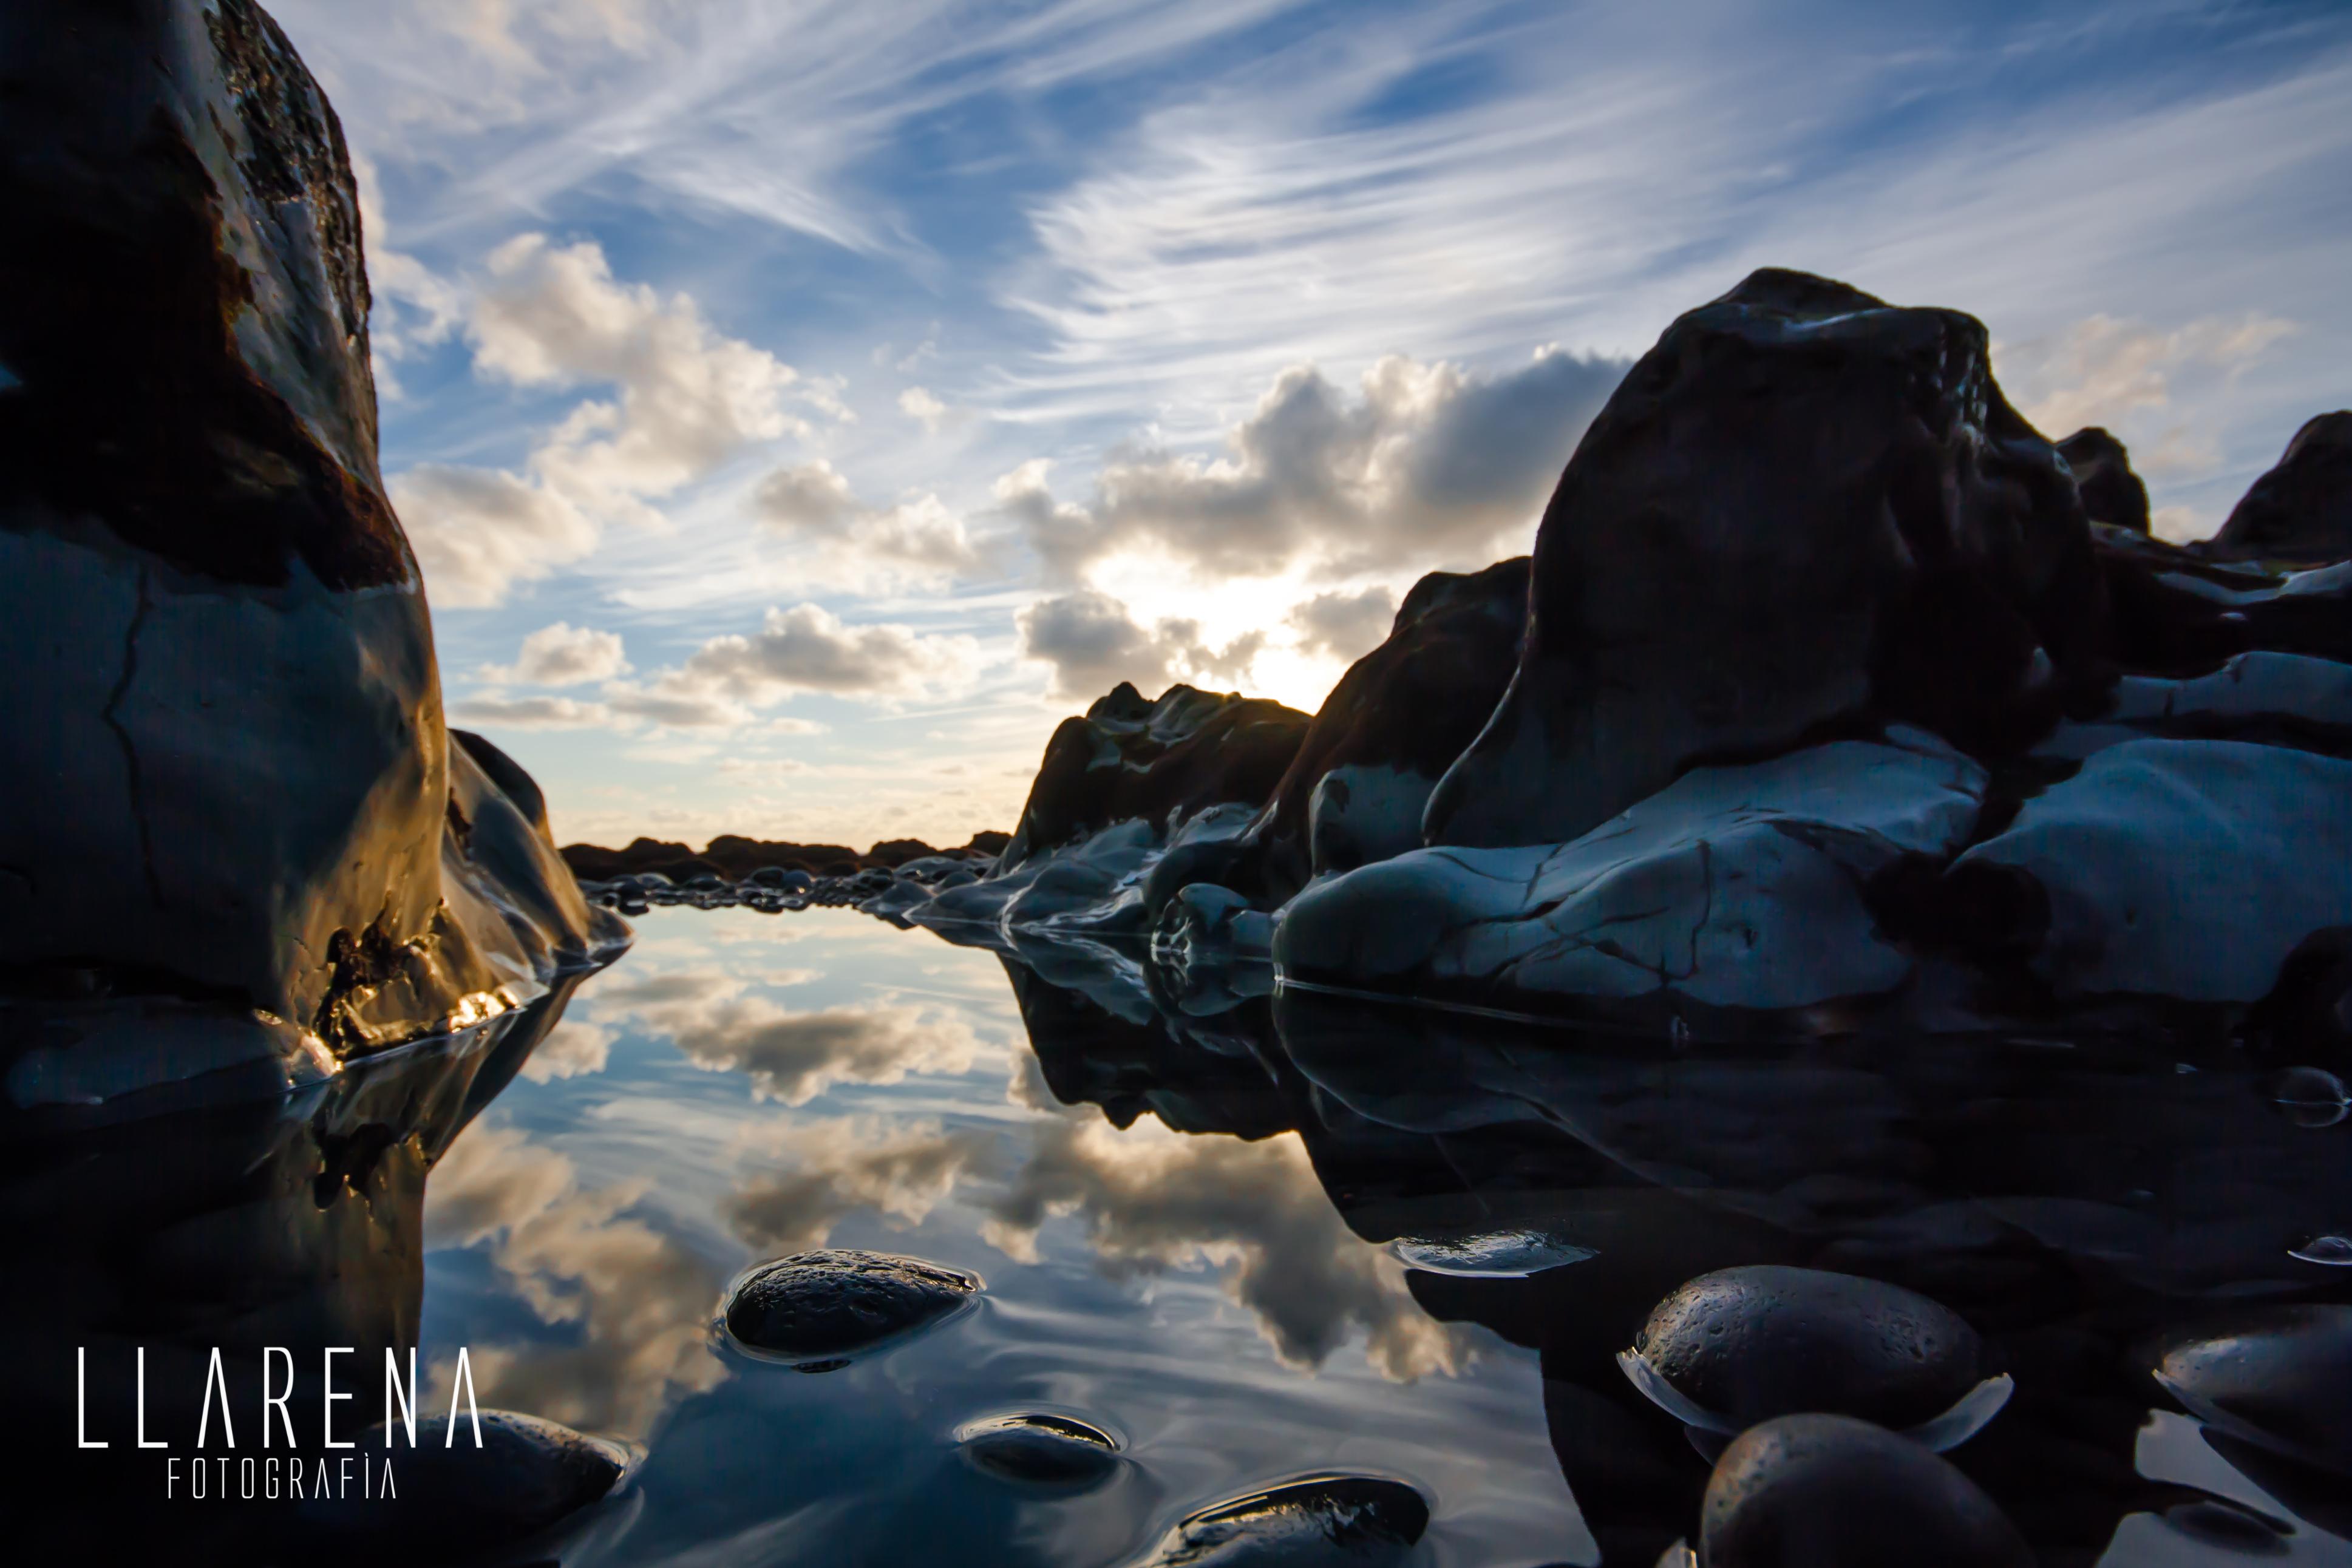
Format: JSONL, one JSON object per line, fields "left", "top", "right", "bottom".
{"left": 1132, "top": 1475, "right": 1430, "bottom": 1566}
{"left": 1622, "top": 1266, "right": 1999, "bottom": 1443}
{"left": 722, "top": 1249, "right": 981, "bottom": 1361}
{"left": 1699, "top": 1415, "right": 2031, "bottom": 1567}
{"left": 957, "top": 1413, "right": 1121, "bottom": 1488}
{"left": 310, "top": 1410, "right": 625, "bottom": 1548}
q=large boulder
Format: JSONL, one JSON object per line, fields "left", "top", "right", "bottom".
{"left": 1275, "top": 730, "right": 1987, "bottom": 1028}
{"left": 2208, "top": 411, "right": 2352, "bottom": 566}
{"left": 1252, "top": 558, "right": 1528, "bottom": 900}
{"left": 1425, "top": 268, "right": 2108, "bottom": 853}
{"left": 0, "top": 0, "right": 618, "bottom": 1067}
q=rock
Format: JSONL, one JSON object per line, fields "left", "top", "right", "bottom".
{"left": 721, "top": 1249, "right": 981, "bottom": 1362}
{"left": 2058, "top": 427, "right": 2151, "bottom": 534}
{"left": 748, "top": 866, "right": 814, "bottom": 892}
{"left": 0, "top": 0, "right": 616, "bottom": 1063}
{"left": 1945, "top": 739, "right": 2352, "bottom": 1004}
{"left": 1427, "top": 268, "right": 2106, "bottom": 852}
{"left": 1698, "top": 1415, "right": 2031, "bottom": 1567}
{"left": 2208, "top": 412, "right": 2352, "bottom": 566}
{"left": 998, "top": 682, "right": 1310, "bottom": 892}
{"left": 1250, "top": 558, "right": 1529, "bottom": 898}
{"left": 1131, "top": 1476, "right": 1430, "bottom": 1566}
{"left": 1620, "top": 1266, "right": 2003, "bottom": 1446}
{"left": 1275, "top": 731, "right": 1986, "bottom": 1025}
{"left": 2031, "top": 650, "right": 2352, "bottom": 762}
{"left": 956, "top": 1413, "right": 1121, "bottom": 1488}
{"left": 2151, "top": 1304, "right": 2352, "bottom": 1476}
{"left": 308, "top": 1410, "right": 626, "bottom": 1550}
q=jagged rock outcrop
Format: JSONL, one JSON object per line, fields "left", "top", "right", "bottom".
{"left": 0, "top": 0, "right": 618, "bottom": 1077}
{"left": 563, "top": 831, "right": 1007, "bottom": 884}
{"left": 2056, "top": 427, "right": 2150, "bottom": 534}
{"left": 2207, "top": 411, "right": 2352, "bottom": 565}
{"left": 1424, "top": 269, "right": 2110, "bottom": 854}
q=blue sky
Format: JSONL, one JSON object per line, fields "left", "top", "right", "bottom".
{"left": 267, "top": 0, "right": 2352, "bottom": 850}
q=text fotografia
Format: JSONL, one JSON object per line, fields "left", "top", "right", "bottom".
{"left": 76, "top": 1345, "right": 488, "bottom": 1500}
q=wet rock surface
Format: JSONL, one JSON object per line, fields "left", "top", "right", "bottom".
{"left": 2152, "top": 1305, "right": 2352, "bottom": 1477}
{"left": 1131, "top": 1475, "right": 1431, "bottom": 1566}
{"left": 1699, "top": 1415, "right": 2032, "bottom": 1568}
{"left": 311, "top": 1410, "right": 627, "bottom": 1552}
{"left": 722, "top": 1248, "right": 982, "bottom": 1361}
{"left": 0, "top": 0, "right": 619, "bottom": 1078}
{"left": 957, "top": 1413, "right": 1123, "bottom": 1488}
{"left": 1623, "top": 1266, "right": 1990, "bottom": 1437}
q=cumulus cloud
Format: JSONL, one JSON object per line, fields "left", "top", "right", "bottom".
{"left": 393, "top": 464, "right": 600, "bottom": 610}
{"left": 446, "top": 692, "right": 613, "bottom": 730}
{"left": 1288, "top": 585, "right": 1398, "bottom": 662}
{"left": 396, "top": 235, "right": 826, "bottom": 607}
{"left": 424, "top": 1122, "right": 727, "bottom": 1436}
{"left": 593, "top": 972, "right": 989, "bottom": 1105}
{"left": 1997, "top": 311, "right": 2295, "bottom": 467}
{"left": 480, "top": 620, "right": 632, "bottom": 685}
{"left": 982, "top": 1116, "right": 1470, "bottom": 1382}
{"left": 665, "top": 603, "right": 979, "bottom": 702}
{"left": 1016, "top": 589, "right": 1266, "bottom": 700}
{"left": 519, "top": 1020, "right": 614, "bottom": 1082}
{"left": 999, "top": 348, "right": 1616, "bottom": 583}
{"left": 752, "top": 459, "right": 978, "bottom": 586}
{"left": 897, "top": 386, "right": 948, "bottom": 432}
{"left": 727, "top": 1118, "right": 999, "bottom": 1255}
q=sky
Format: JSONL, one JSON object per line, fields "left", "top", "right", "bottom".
{"left": 267, "top": 0, "right": 2352, "bottom": 852}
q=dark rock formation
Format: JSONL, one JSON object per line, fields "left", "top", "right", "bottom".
{"left": 1698, "top": 1416, "right": 2031, "bottom": 1567}
{"left": 0, "top": 0, "right": 617, "bottom": 1069}
{"left": 956, "top": 1413, "right": 1122, "bottom": 1488}
{"left": 1132, "top": 1475, "right": 1430, "bottom": 1567}
{"left": 1252, "top": 558, "right": 1529, "bottom": 900}
{"left": 2056, "top": 427, "right": 2150, "bottom": 534}
{"left": 2208, "top": 412, "right": 2352, "bottom": 565}
{"left": 1425, "top": 269, "right": 2108, "bottom": 853}
{"left": 562, "top": 832, "right": 1005, "bottom": 883}
{"left": 1620, "top": 1266, "right": 2005, "bottom": 1448}
{"left": 721, "top": 1248, "right": 981, "bottom": 1363}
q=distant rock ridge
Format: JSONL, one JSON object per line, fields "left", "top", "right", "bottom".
{"left": 562, "top": 831, "right": 1011, "bottom": 884}
{"left": 752, "top": 266, "right": 2352, "bottom": 1050}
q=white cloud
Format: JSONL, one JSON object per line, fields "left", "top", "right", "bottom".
{"left": 395, "top": 235, "right": 821, "bottom": 607}
{"left": 393, "top": 464, "right": 599, "bottom": 609}
{"left": 999, "top": 348, "right": 1616, "bottom": 583}
{"left": 1288, "top": 585, "right": 1397, "bottom": 662}
{"left": 897, "top": 385, "right": 948, "bottom": 432}
{"left": 480, "top": 620, "right": 633, "bottom": 685}
{"left": 447, "top": 691, "right": 613, "bottom": 728}
{"left": 726, "top": 1118, "right": 998, "bottom": 1255}
{"left": 1016, "top": 589, "right": 1265, "bottom": 701}
{"left": 1996, "top": 311, "right": 2296, "bottom": 455}
{"left": 593, "top": 973, "right": 989, "bottom": 1104}
{"left": 520, "top": 1020, "right": 614, "bottom": 1082}
{"left": 752, "top": 460, "right": 979, "bottom": 587}
{"left": 668, "top": 602, "right": 980, "bottom": 702}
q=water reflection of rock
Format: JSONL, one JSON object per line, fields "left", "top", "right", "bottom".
{"left": 944, "top": 925, "right": 2352, "bottom": 1564}
{"left": 1, "top": 977, "right": 619, "bottom": 1564}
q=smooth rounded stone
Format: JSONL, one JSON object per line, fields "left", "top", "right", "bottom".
{"left": 2274, "top": 1066, "right": 2350, "bottom": 1127}
{"left": 1622, "top": 1266, "right": 2002, "bottom": 1444}
{"left": 2151, "top": 1304, "right": 2352, "bottom": 1475}
{"left": 721, "top": 1249, "right": 981, "bottom": 1362}
{"left": 1390, "top": 1229, "right": 1596, "bottom": 1277}
{"left": 956, "top": 1413, "right": 1121, "bottom": 1488}
{"left": 2291, "top": 1235, "right": 2352, "bottom": 1264}
{"left": 311, "top": 1410, "right": 626, "bottom": 1547}
{"left": 747, "top": 866, "right": 814, "bottom": 891}
{"left": 1699, "top": 1415, "right": 2031, "bottom": 1568}
{"left": 1131, "top": 1475, "right": 1430, "bottom": 1566}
